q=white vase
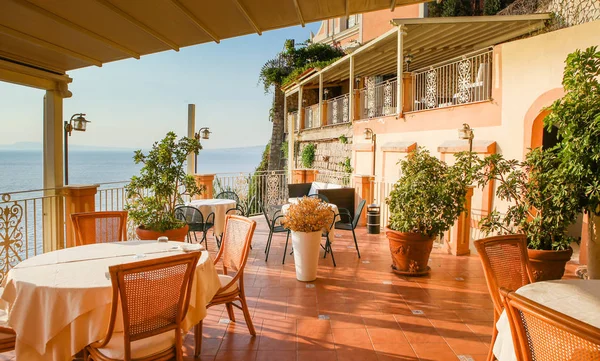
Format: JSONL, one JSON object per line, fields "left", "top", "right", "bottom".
{"left": 291, "top": 230, "right": 322, "bottom": 282}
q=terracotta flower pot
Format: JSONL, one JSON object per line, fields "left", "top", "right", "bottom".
{"left": 386, "top": 228, "right": 434, "bottom": 276}
{"left": 527, "top": 247, "right": 573, "bottom": 281}
{"left": 135, "top": 225, "right": 189, "bottom": 242}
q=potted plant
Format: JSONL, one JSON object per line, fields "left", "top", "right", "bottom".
{"left": 125, "top": 132, "right": 203, "bottom": 241}
{"left": 544, "top": 46, "right": 600, "bottom": 279}
{"left": 386, "top": 148, "right": 472, "bottom": 276}
{"left": 283, "top": 197, "right": 334, "bottom": 281}
{"left": 475, "top": 148, "right": 580, "bottom": 281}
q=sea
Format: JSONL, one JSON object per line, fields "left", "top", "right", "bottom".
{"left": 0, "top": 146, "right": 264, "bottom": 194}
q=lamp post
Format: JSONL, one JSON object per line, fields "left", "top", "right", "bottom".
{"left": 364, "top": 128, "right": 376, "bottom": 176}
{"left": 64, "top": 113, "right": 90, "bottom": 185}
{"left": 194, "top": 127, "right": 211, "bottom": 173}
{"left": 458, "top": 123, "right": 475, "bottom": 166}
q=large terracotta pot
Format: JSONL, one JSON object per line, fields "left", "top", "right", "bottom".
{"left": 135, "top": 225, "right": 189, "bottom": 242}
{"left": 291, "top": 231, "right": 322, "bottom": 282}
{"left": 386, "top": 228, "right": 434, "bottom": 276}
{"left": 527, "top": 247, "right": 573, "bottom": 281}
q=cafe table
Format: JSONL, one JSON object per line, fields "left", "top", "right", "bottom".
{"left": 187, "top": 198, "right": 236, "bottom": 237}
{"left": 1, "top": 240, "right": 221, "bottom": 361}
{"left": 493, "top": 279, "right": 600, "bottom": 361}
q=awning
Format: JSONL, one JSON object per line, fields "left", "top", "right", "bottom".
{"left": 0, "top": 0, "right": 426, "bottom": 75}
{"left": 284, "top": 14, "right": 550, "bottom": 90}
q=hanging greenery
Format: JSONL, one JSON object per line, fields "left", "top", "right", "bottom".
{"left": 301, "top": 143, "right": 316, "bottom": 168}
{"left": 338, "top": 135, "right": 348, "bottom": 144}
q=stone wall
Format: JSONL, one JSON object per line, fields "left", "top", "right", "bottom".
{"left": 293, "top": 123, "right": 353, "bottom": 173}
{"left": 499, "top": 0, "right": 600, "bottom": 28}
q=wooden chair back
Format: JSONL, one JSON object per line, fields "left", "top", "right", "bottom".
{"left": 93, "top": 252, "right": 200, "bottom": 360}
{"left": 214, "top": 215, "right": 256, "bottom": 291}
{"left": 474, "top": 234, "right": 533, "bottom": 316}
{"left": 71, "top": 211, "right": 128, "bottom": 246}
{"left": 500, "top": 288, "right": 600, "bottom": 361}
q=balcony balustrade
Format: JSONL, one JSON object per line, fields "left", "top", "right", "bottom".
{"left": 410, "top": 49, "right": 493, "bottom": 112}
{"left": 357, "top": 78, "right": 398, "bottom": 119}
{"left": 325, "top": 94, "right": 351, "bottom": 125}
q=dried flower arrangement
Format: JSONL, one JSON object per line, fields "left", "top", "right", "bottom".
{"left": 283, "top": 197, "right": 335, "bottom": 233}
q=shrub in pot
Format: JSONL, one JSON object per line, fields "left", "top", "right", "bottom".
{"left": 544, "top": 46, "right": 600, "bottom": 279}
{"left": 475, "top": 148, "right": 580, "bottom": 281}
{"left": 386, "top": 148, "right": 473, "bottom": 276}
{"left": 282, "top": 197, "right": 334, "bottom": 281}
{"left": 125, "top": 132, "right": 203, "bottom": 241}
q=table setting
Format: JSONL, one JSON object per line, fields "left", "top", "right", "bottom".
{"left": 1, "top": 240, "right": 221, "bottom": 361}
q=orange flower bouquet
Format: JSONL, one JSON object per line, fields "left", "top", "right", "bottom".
{"left": 283, "top": 197, "right": 334, "bottom": 233}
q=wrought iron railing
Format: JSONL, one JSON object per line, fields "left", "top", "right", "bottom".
{"left": 213, "top": 170, "right": 289, "bottom": 215}
{"left": 325, "top": 94, "right": 350, "bottom": 125}
{"left": 358, "top": 78, "right": 398, "bottom": 119}
{"left": 96, "top": 181, "right": 128, "bottom": 212}
{"left": 411, "top": 49, "right": 493, "bottom": 112}
{"left": 0, "top": 189, "right": 64, "bottom": 283}
{"left": 303, "top": 104, "right": 320, "bottom": 129}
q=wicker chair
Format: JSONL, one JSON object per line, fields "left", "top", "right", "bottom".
{"left": 194, "top": 215, "right": 256, "bottom": 357}
{"left": 71, "top": 211, "right": 128, "bottom": 246}
{"left": 84, "top": 252, "right": 200, "bottom": 361}
{"left": 474, "top": 235, "right": 533, "bottom": 361}
{"left": 0, "top": 305, "right": 15, "bottom": 353}
{"left": 500, "top": 288, "right": 600, "bottom": 361}
{"left": 174, "top": 205, "right": 215, "bottom": 249}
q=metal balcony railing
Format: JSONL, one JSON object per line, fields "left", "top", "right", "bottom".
{"left": 358, "top": 78, "right": 398, "bottom": 119}
{"left": 303, "top": 104, "right": 320, "bottom": 129}
{"left": 411, "top": 49, "right": 493, "bottom": 112}
{"left": 325, "top": 94, "right": 350, "bottom": 125}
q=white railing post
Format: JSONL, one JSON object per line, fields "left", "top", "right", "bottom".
{"left": 187, "top": 104, "right": 195, "bottom": 175}
{"left": 396, "top": 26, "right": 405, "bottom": 117}
{"left": 318, "top": 73, "right": 323, "bottom": 127}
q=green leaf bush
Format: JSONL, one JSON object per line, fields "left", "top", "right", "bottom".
{"left": 387, "top": 148, "right": 473, "bottom": 238}
{"left": 125, "top": 132, "right": 203, "bottom": 232}
{"left": 301, "top": 144, "right": 316, "bottom": 168}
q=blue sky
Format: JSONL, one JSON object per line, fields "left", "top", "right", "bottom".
{"left": 0, "top": 23, "right": 319, "bottom": 150}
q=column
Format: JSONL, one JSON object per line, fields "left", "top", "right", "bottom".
{"left": 298, "top": 85, "right": 304, "bottom": 131}
{"left": 396, "top": 26, "right": 405, "bottom": 116}
{"left": 42, "top": 90, "right": 65, "bottom": 252}
{"left": 444, "top": 186, "right": 474, "bottom": 256}
{"left": 286, "top": 93, "right": 295, "bottom": 181}
{"left": 353, "top": 175, "right": 374, "bottom": 226}
{"left": 187, "top": 104, "right": 196, "bottom": 175}
{"left": 318, "top": 73, "right": 323, "bottom": 127}
{"left": 63, "top": 184, "right": 99, "bottom": 248}
{"left": 194, "top": 174, "right": 215, "bottom": 199}
{"left": 349, "top": 56, "right": 354, "bottom": 122}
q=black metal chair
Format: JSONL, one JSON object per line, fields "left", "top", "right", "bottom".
{"left": 334, "top": 199, "right": 366, "bottom": 258}
{"left": 175, "top": 205, "right": 215, "bottom": 250}
{"left": 261, "top": 202, "right": 289, "bottom": 262}
{"left": 308, "top": 193, "right": 329, "bottom": 203}
{"left": 216, "top": 191, "right": 246, "bottom": 215}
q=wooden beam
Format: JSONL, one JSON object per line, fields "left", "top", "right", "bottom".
{"left": 13, "top": 0, "right": 140, "bottom": 59}
{"left": 292, "top": 0, "right": 305, "bottom": 27}
{"left": 96, "top": 0, "right": 180, "bottom": 50}
{"left": 0, "top": 24, "right": 103, "bottom": 67}
{"left": 233, "top": 0, "right": 262, "bottom": 35}
{"left": 170, "top": 0, "right": 221, "bottom": 43}
{"left": 390, "top": 0, "right": 397, "bottom": 11}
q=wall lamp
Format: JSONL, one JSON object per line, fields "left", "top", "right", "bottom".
{"left": 64, "top": 113, "right": 91, "bottom": 185}
{"left": 364, "top": 127, "right": 376, "bottom": 176}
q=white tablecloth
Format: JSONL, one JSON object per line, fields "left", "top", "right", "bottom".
{"left": 494, "top": 279, "right": 600, "bottom": 361}
{"left": 282, "top": 201, "right": 340, "bottom": 237}
{"left": 1, "top": 241, "right": 221, "bottom": 361}
{"left": 187, "top": 198, "right": 236, "bottom": 236}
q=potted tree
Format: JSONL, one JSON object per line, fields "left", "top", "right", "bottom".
{"left": 386, "top": 148, "right": 472, "bottom": 276}
{"left": 544, "top": 46, "right": 600, "bottom": 279}
{"left": 125, "top": 132, "right": 203, "bottom": 241}
{"left": 283, "top": 197, "right": 334, "bottom": 281}
{"left": 475, "top": 148, "right": 580, "bottom": 281}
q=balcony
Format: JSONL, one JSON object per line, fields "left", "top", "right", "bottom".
{"left": 409, "top": 49, "right": 493, "bottom": 112}
{"left": 358, "top": 78, "right": 398, "bottom": 119}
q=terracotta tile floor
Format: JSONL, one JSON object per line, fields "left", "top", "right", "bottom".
{"left": 178, "top": 216, "right": 503, "bottom": 361}
{"left": 2, "top": 217, "right": 576, "bottom": 361}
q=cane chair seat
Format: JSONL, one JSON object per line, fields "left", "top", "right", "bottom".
{"left": 94, "top": 331, "right": 176, "bottom": 360}
{"left": 218, "top": 274, "right": 239, "bottom": 295}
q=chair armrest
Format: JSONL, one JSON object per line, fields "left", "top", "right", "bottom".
{"left": 337, "top": 208, "right": 352, "bottom": 223}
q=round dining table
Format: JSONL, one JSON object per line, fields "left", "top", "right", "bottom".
{"left": 1, "top": 241, "right": 221, "bottom": 361}
{"left": 187, "top": 198, "right": 236, "bottom": 237}
{"left": 493, "top": 279, "right": 600, "bottom": 361}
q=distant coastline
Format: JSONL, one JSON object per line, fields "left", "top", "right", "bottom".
{"left": 0, "top": 141, "right": 265, "bottom": 153}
